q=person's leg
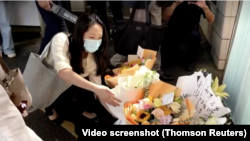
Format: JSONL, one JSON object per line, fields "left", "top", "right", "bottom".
{"left": 155, "top": 46, "right": 174, "bottom": 81}
{"left": 35, "top": 0, "right": 67, "bottom": 54}
{"left": 152, "top": 47, "right": 161, "bottom": 71}
{"left": 109, "top": 1, "right": 124, "bottom": 21}
{"left": 0, "top": 2, "right": 15, "bottom": 58}
{"left": 183, "top": 28, "right": 201, "bottom": 71}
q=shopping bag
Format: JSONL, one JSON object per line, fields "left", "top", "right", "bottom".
{"left": 0, "top": 56, "right": 32, "bottom": 117}
{"left": 23, "top": 35, "right": 71, "bottom": 112}
{"left": 0, "top": 85, "right": 42, "bottom": 141}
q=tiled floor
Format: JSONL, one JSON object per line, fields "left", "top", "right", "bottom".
{"left": 3, "top": 28, "right": 224, "bottom": 140}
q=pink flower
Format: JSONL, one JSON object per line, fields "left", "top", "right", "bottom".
{"left": 132, "top": 63, "right": 137, "bottom": 67}
{"left": 124, "top": 62, "right": 129, "bottom": 66}
{"left": 143, "top": 104, "right": 152, "bottom": 110}
{"left": 157, "top": 115, "right": 172, "bottom": 125}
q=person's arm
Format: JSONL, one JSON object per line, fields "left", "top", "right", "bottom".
{"left": 201, "top": 6, "right": 214, "bottom": 23}
{"left": 58, "top": 69, "right": 99, "bottom": 92}
{"left": 37, "top": 0, "right": 53, "bottom": 11}
{"left": 163, "top": 1, "right": 183, "bottom": 21}
{"left": 191, "top": 0, "right": 214, "bottom": 23}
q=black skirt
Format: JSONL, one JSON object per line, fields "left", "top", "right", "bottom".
{"left": 51, "top": 85, "right": 99, "bottom": 122}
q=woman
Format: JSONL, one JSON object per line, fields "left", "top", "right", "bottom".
{"left": 43, "top": 14, "right": 121, "bottom": 131}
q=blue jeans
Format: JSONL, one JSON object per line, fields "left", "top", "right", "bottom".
{"left": 0, "top": 1, "right": 15, "bottom": 55}
{"left": 35, "top": 0, "right": 67, "bottom": 54}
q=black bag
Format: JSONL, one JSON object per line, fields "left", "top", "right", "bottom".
{"left": 113, "top": 1, "right": 166, "bottom": 56}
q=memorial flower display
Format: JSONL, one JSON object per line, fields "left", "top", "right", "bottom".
{"left": 107, "top": 66, "right": 232, "bottom": 125}
{"left": 104, "top": 46, "right": 232, "bottom": 125}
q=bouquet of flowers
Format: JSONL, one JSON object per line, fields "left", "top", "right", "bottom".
{"left": 108, "top": 68, "right": 232, "bottom": 125}
{"left": 105, "top": 46, "right": 157, "bottom": 88}
{"left": 123, "top": 94, "right": 195, "bottom": 125}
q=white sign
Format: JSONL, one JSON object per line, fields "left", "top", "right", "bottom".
{"left": 137, "top": 46, "right": 144, "bottom": 59}
{"left": 162, "top": 92, "right": 174, "bottom": 105}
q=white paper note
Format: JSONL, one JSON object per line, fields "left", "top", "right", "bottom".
{"left": 162, "top": 92, "right": 174, "bottom": 105}
{"left": 191, "top": 74, "right": 206, "bottom": 105}
{"left": 128, "top": 55, "right": 139, "bottom": 62}
{"left": 137, "top": 46, "right": 144, "bottom": 59}
{"left": 177, "top": 73, "right": 198, "bottom": 99}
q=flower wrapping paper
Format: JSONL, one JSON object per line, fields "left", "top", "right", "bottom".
{"left": 105, "top": 48, "right": 157, "bottom": 88}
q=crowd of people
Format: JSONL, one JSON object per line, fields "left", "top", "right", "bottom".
{"left": 0, "top": 0, "right": 214, "bottom": 140}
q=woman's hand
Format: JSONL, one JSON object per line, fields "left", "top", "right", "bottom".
{"left": 38, "top": 0, "right": 53, "bottom": 11}
{"left": 94, "top": 85, "right": 121, "bottom": 107}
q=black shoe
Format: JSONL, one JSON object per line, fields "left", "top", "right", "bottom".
{"left": 45, "top": 108, "right": 64, "bottom": 126}
{"left": 185, "top": 62, "right": 195, "bottom": 72}
{"left": 157, "top": 70, "right": 174, "bottom": 81}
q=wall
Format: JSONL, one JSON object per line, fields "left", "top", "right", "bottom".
{"left": 223, "top": 1, "right": 250, "bottom": 124}
{"left": 6, "top": 1, "right": 40, "bottom": 26}
{"left": 200, "top": 1, "right": 239, "bottom": 70}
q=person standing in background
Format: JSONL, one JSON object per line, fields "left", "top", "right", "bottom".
{"left": 35, "top": 0, "right": 67, "bottom": 54}
{"left": 89, "top": 1, "right": 124, "bottom": 39}
{"left": 110, "top": 0, "right": 174, "bottom": 81}
{"left": 162, "top": 0, "right": 214, "bottom": 71}
{"left": 0, "top": 1, "right": 16, "bottom": 58}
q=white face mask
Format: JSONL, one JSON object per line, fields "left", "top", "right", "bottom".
{"left": 83, "top": 39, "right": 102, "bottom": 53}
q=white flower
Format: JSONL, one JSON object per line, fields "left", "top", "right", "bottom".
{"left": 205, "top": 117, "right": 218, "bottom": 125}
{"left": 168, "top": 102, "right": 181, "bottom": 114}
{"left": 195, "top": 118, "right": 205, "bottom": 125}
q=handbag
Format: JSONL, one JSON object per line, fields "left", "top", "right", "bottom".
{"left": 23, "top": 35, "right": 72, "bottom": 113}
{"left": 113, "top": 1, "right": 166, "bottom": 56}
{"left": 0, "top": 56, "right": 32, "bottom": 117}
{"left": 0, "top": 85, "right": 42, "bottom": 141}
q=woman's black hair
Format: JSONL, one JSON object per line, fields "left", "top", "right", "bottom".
{"left": 156, "top": 1, "right": 175, "bottom": 8}
{"left": 68, "top": 14, "right": 108, "bottom": 76}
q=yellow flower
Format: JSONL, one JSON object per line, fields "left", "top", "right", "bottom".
{"left": 136, "top": 110, "right": 150, "bottom": 123}
{"left": 153, "top": 98, "right": 162, "bottom": 107}
{"left": 132, "top": 104, "right": 140, "bottom": 112}
{"left": 151, "top": 108, "right": 164, "bottom": 118}
{"left": 168, "top": 102, "right": 181, "bottom": 114}
{"left": 159, "top": 106, "right": 172, "bottom": 115}
{"left": 148, "top": 96, "right": 153, "bottom": 102}
{"left": 131, "top": 114, "right": 137, "bottom": 120}
{"left": 142, "top": 121, "right": 150, "bottom": 125}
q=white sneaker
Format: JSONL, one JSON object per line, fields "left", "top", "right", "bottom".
{"left": 7, "top": 53, "right": 16, "bottom": 58}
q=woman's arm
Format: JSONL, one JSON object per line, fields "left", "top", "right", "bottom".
{"left": 201, "top": 6, "right": 214, "bottom": 23}
{"left": 58, "top": 69, "right": 99, "bottom": 92}
{"left": 192, "top": 0, "right": 214, "bottom": 23}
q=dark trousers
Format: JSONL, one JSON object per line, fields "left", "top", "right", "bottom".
{"left": 35, "top": 0, "right": 67, "bottom": 54}
{"left": 89, "top": 1, "right": 123, "bottom": 38}
{"left": 161, "top": 28, "right": 201, "bottom": 69}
